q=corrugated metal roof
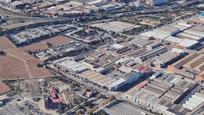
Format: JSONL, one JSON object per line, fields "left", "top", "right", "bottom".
{"left": 110, "top": 78, "right": 126, "bottom": 88}
{"left": 164, "top": 36, "right": 198, "bottom": 48}
{"left": 177, "top": 32, "right": 203, "bottom": 40}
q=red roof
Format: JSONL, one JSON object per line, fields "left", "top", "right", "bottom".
{"left": 136, "top": 80, "right": 149, "bottom": 89}
{"left": 49, "top": 87, "right": 57, "bottom": 98}
{"left": 138, "top": 65, "right": 152, "bottom": 73}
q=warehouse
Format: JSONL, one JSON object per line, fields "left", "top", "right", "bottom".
{"left": 128, "top": 37, "right": 151, "bottom": 47}
{"left": 36, "top": 41, "right": 85, "bottom": 61}
{"left": 68, "top": 28, "right": 110, "bottom": 44}
{"left": 142, "top": 85, "right": 164, "bottom": 97}
{"left": 171, "top": 22, "right": 193, "bottom": 31}
{"left": 189, "top": 15, "right": 204, "bottom": 24}
{"left": 83, "top": 51, "right": 119, "bottom": 73}
{"left": 190, "top": 25, "right": 204, "bottom": 32}
{"left": 125, "top": 49, "right": 148, "bottom": 60}
{"left": 53, "top": 57, "right": 89, "bottom": 73}
{"left": 123, "top": 80, "right": 149, "bottom": 101}
{"left": 105, "top": 66, "right": 147, "bottom": 90}
{"left": 79, "top": 70, "right": 127, "bottom": 91}
{"left": 8, "top": 24, "right": 75, "bottom": 46}
{"left": 135, "top": 46, "right": 168, "bottom": 63}
{"left": 155, "top": 25, "right": 181, "bottom": 36}
{"left": 146, "top": 0, "right": 168, "bottom": 6}
{"left": 184, "top": 29, "right": 204, "bottom": 39}
{"left": 153, "top": 50, "right": 186, "bottom": 68}
{"left": 165, "top": 36, "right": 198, "bottom": 49}
{"left": 123, "top": 72, "right": 194, "bottom": 115}
{"left": 146, "top": 42, "right": 162, "bottom": 50}
{"left": 129, "top": 90, "right": 182, "bottom": 115}
{"left": 53, "top": 58, "right": 137, "bottom": 91}
{"left": 124, "top": 72, "right": 195, "bottom": 114}
{"left": 91, "top": 21, "right": 141, "bottom": 33}
{"left": 168, "top": 53, "right": 204, "bottom": 81}
{"left": 149, "top": 73, "right": 194, "bottom": 98}
{"left": 109, "top": 78, "right": 126, "bottom": 90}
{"left": 183, "top": 92, "right": 204, "bottom": 110}
{"left": 164, "top": 77, "right": 196, "bottom": 103}
{"left": 98, "top": 2, "right": 123, "bottom": 12}
{"left": 176, "top": 32, "right": 204, "bottom": 41}
{"left": 139, "top": 22, "right": 199, "bottom": 49}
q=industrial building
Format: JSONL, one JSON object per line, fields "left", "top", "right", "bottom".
{"left": 140, "top": 22, "right": 202, "bottom": 49}
{"left": 44, "top": 1, "right": 89, "bottom": 16}
{"left": 146, "top": 0, "right": 168, "bottom": 6}
{"left": 78, "top": 70, "right": 127, "bottom": 91}
{"left": 176, "top": 31, "right": 204, "bottom": 41}
{"left": 97, "top": 2, "right": 123, "bottom": 12}
{"left": 183, "top": 92, "right": 204, "bottom": 110}
{"left": 67, "top": 27, "right": 111, "bottom": 44}
{"left": 8, "top": 24, "right": 76, "bottom": 46}
{"left": 153, "top": 49, "right": 186, "bottom": 68}
{"left": 123, "top": 72, "right": 196, "bottom": 115}
{"left": 1, "top": 1, "right": 204, "bottom": 115}
{"left": 52, "top": 57, "right": 133, "bottom": 91}
{"left": 135, "top": 46, "right": 168, "bottom": 63}
{"left": 189, "top": 14, "right": 204, "bottom": 24}
{"left": 168, "top": 53, "right": 204, "bottom": 81}
{"left": 53, "top": 57, "right": 89, "bottom": 73}
{"left": 91, "top": 21, "right": 141, "bottom": 33}
{"left": 129, "top": 37, "right": 152, "bottom": 48}
{"left": 83, "top": 51, "right": 119, "bottom": 73}
{"left": 35, "top": 41, "right": 85, "bottom": 61}
{"left": 179, "top": 84, "right": 204, "bottom": 115}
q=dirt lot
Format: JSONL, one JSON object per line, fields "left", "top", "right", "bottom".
{"left": 0, "top": 36, "right": 15, "bottom": 50}
{"left": 21, "top": 35, "right": 74, "bottom": 52}
{"left": 0, "top": 36, "right": 53, "bottom": 80}
{"left": 0, "top": 82, "right": 11, "bottom": 95}
{"left": 0, "top": 55, "right": 30, "bottom": 80}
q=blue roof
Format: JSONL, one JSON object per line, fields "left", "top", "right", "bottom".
{"left": 199, "top": 11, "right": 204, "bottom": 17}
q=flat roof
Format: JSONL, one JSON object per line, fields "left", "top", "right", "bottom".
{"left": 103, "top": 102, "right": 147, "bottom": 115}
{"left": 165, "top": 36, "right": 198, "bottom": 48}
{"left": 97, "top": 77, "right": 113, "bottom": 86}
{"left": 91, "top": 21, "right": 141, "bottom": 33}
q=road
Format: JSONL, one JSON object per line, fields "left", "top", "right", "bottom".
{"left": 0, "top": 0, "right": 200, "bottom": 32}
{"left": 119, "top": 102, "right": 154, "bottom": 115}
{"left": 48, "top": 66, "right": 107, "bottom": 93}
{"left": 48, "top": 65, "right": 157, "bottom": 115}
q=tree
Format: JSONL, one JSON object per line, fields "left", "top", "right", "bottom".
{"left": 76, "top": 109, "right": 83, "bottom": 115}
{"left": 87, "top": 108, "right": 94, "bottom": 115}
{"left": 37, "top": 63, "right": 43, "bottom": 67}
{"left": 47, "top": 42, "right": 53, "bottom": 48}
{"left": 0, "top": 50, "right": 5, "bottom": 55}
{"left": 109, "top": 95, "right": 116, "bottom": 102}
{"left": 0, "top": 28, "right": 4, "bottom": 36}
{"left": 96, "top": 110, "right": 107, "bottom": 115}
{"left": 27, "top": 50, "right": 33, "bottom": 54}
